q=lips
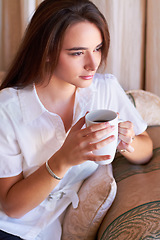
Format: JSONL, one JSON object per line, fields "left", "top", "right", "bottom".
{"left": 79, "top": 75, "right": 94, "bottom": 80}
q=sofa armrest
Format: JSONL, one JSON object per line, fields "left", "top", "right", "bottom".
{"left": 97, "top": 125, "right": 160, "bottom": 239}
{"left": 126, "top": 89, "right": 160, "bottom": 126}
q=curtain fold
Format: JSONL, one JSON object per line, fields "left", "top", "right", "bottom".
{"left": 0, "top": 0, "right": 22, "bottom": 71}
{"left": 20, "top": 0, "right": 36, "bottom": 34}
{"left": 146, "top": 0, "right": 160, "bottom": 96}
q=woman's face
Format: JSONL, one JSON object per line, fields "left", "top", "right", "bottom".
{"left": 52, "top": 21, "right": 103, "bottom": 88}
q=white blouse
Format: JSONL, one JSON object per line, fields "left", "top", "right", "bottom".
{"left": 0, "top": 74, "right": 147, "bottom": 239}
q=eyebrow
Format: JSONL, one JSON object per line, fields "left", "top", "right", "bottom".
{"left": 65, "top": 42, "right": 103, "bottom": 51}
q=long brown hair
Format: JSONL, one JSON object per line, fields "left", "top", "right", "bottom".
{"left": 0, "top": 0, "right": 110, "bottom": 90}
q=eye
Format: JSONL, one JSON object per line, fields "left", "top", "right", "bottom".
{"left": 69, "top": 51, "right": 83, "bottom": 56}
{"left": 94, "top": 45, "right": 102, "bottom": 52}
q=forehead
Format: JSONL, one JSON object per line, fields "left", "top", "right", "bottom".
{"left": 61, "top": 21, "right": 102, "bottom": 49}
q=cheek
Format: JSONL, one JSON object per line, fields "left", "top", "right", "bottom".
{"left": 54, "top": 58, "right": 70, "bottom": 76}
{"left": 59, "top": 56, "right": 74, "bottom": 70}
{"left": 96, "top": 52, "right": 102, "bottom": 65}
{"left": 60, "top": 57, "right": 81, "bottom": 74}
{"left": 53, "top": 59, "right": 78, "bottom": 80}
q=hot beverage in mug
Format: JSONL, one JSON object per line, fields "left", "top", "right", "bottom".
{"left": 85, "top": 109, "right": 122, "bottom": 165}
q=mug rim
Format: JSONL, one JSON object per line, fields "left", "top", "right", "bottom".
{"left": 85, "top": 109, "right": 117, "bottom": 123}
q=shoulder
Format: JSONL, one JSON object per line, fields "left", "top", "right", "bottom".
{"left": 0, "top": 88, "right": 18, "bottom": 111}
{"left": 0, "top": 88, "right": 22, "bottom": 122}
{"left": 93, "top": 73, "right": 118, "bottom": 87}
{"left": 91, "top": 73, "right": 121, "bottom": 93}
{"left": 0, "top": 87, "right": 18, "bottom": 102}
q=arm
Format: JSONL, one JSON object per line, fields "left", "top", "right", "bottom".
{"left": 0, "top": 117, "right": 115, "bottom": 218}
{"left": 0, "top": 162, "right": 62, "bottom": 219}
{"left": 117, "top": 121, "right": 153, "bottom": 164}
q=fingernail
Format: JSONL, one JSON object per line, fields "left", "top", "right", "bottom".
{"left": 111, "top": 135, "right": 116, "bottom": 140}
{"left": 104, "top": 122, "right": 110, "bottom": 126}
{"left": 129, "top": 145, "right": 134, "bottom": 152}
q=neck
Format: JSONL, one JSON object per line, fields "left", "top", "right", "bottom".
{"left": 36, "top": 78, "right": 76, "bottom": 102}
{"left": 35, "top": 78, "right": 76, "bottom": 119}
{"left": 35, "top": 79, "right": 77, "bottom": 132}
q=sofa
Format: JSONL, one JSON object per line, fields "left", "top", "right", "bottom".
{"left": 62, "top": 90, "right": 160, "bottom": 240}
{"left": 97, "top": 90, "right": 160, "bottom": 240}
{"left": 0, "top": 72, "right": 160, "bottom": 240}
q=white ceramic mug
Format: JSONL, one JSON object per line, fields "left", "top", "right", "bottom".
{"left": 85, "top": 109, "right": 122, "bottom": 165}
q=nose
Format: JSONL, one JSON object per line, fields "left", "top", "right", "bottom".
{"left": 84, "top": 53, "right": 97, "bottom": 72}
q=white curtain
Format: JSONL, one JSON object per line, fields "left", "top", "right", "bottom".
{"left": 0, "top": 0, "right": 160, "bottom": 96}
{"left": 93, "top": 0, "right": 146, "bottom": 91}
{"left": 20, "top": 0, "right": 37, "bottom": 34}
{"left": 93, "top": 0, "right": 160, "bottom": 95}
{"left": 0, "top": 0, "right": 43, "bottom": 71}
{"left": 20, "top": 0, "right": 43, "bottom": 31}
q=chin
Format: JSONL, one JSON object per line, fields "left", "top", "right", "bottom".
{"left": 77, "top": 78, "right": 93, "bottom": 88}
{"left": 77, "top": 81, "right": 92, "bottom": 88}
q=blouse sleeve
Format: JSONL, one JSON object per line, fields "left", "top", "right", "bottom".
{"left": 0, "top": 106, "right": 23, "bottom": 177}
{"left": 103, "top": 74, "right": 147, "bottom": 135}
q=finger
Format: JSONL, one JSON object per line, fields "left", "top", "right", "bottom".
{"left": 84, "top": 125, "right": 115, "bottom": 143}
{"left": 118, "top": 122, "right": 134, "bottom": 144}
{"left": 118, "top": 121, "right": 133, "bottom": 129}
{"left": 118, "top": 133, "right": 133, "bottom": 144}
{"left": 123, "top": 143, "right": 134, "bottom": 153}
{"left": 119, "top": 141, "right": 134, "bottom": 153}
{"left": 118, "top": 126, "right": 135, "bottom": 143}
{"left": 70, "top": 116, "right": 86, "bottom": 132}
{"left": 80, "top": 122, "right": 110, "bottom": 137}
{"left": 85, "top": 135, "right": 116, "bottom": 152}
{"left": 118, "top": 127, "right": 134, "bottom": 135}
{"left": 84, "top": 152, "right": 112, "bottom": 162}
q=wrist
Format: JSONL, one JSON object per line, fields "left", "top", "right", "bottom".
{"left": 48, "top": 151, "right": 69, "bottom": 179}
{"left": 46, "top": 160, "right": 63, "bottom": 180}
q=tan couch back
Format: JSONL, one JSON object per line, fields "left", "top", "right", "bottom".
{"left": 0, "top": 72, "right": 5, "bottom": 85}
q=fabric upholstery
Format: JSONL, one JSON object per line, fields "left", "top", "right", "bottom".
{"left": 62, "top": 90, "right": 160, "bottom": 239}
{"left": 98, "top": 126, "right": 160, "bottom": 239}
{"left": 126, "top": 89, "right": 160, "bottom": 126}
{"left": 62, "top": 164, "right": 117, "bottom": 240}
{"left": 97, "top": 91, "right": 160, "bottom": 239}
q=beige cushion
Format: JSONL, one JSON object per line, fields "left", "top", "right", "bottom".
{"left": 62, "top": 164, "right": 117, "bottom": 240}
{"left": 98, "top": 126, "right": 160, "bottom": 240}
{"left": 126, "top": 89, "right": 160, "bottom": 126}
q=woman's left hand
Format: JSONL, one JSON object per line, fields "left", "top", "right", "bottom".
{"left": 117, "top": 121, "right": 135, "bottom": 153}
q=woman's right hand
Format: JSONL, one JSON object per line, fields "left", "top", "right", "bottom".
{"left": 0, "top": 116, "right": 115, "bottom": 218}
{"left": 56, "top": 116, "right": 116, "bottom": 169}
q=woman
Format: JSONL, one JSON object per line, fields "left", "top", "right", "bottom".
{"left": 0, "top": 0, "right": 153, "bottom": 239}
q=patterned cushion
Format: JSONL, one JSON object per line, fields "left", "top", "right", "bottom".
{"left": 62, "top": 164, "right": 117, "bottom": 240}
{"left": 98, "top": 126, "right": 160, "bottom": 240}
{"left": 100, "top": 201, "right": 160, "bottom": 239}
